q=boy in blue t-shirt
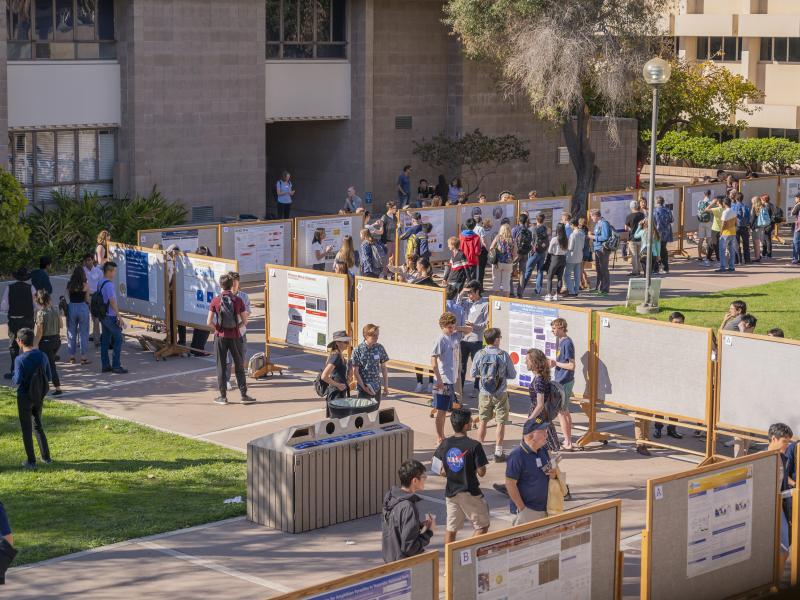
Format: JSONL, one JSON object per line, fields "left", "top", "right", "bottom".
{"left": 548, "top": 318, "right": 576, "bottom": 451}
{"left": 431, "top": 312, "right": 473, "bottom": 444}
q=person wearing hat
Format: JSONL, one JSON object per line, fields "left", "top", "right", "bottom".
{"left": 1, "top": 267, "right": 37, "bottom": 379}
{"left": 320, "top": 330, "right": 351, "bottom": 414}
{"left": 625, "top": 200, "right": 645, "bottom": 276}
{"left": 504, "top": 418, "right": 556, "bottom": 526}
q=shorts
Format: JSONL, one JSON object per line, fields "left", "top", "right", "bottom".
{"left": 446, "top": 492, "right": 491, "bottom": 532}
{"left": 478, "top": 391, "right": 510, "bottom": 424}
{"left": 697, "top": 221, "right": 712, "bottom": 241}
{"left": 558, "top": 380, "right": 574, "bottom": 412}
{"left": 433, "top": 384, "right": 456, "bottom": 411}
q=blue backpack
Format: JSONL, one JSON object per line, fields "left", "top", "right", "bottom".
{"left": 479, "top": 350, "right": 506, "bottom": 394}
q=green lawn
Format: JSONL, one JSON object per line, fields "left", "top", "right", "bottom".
{"left": 608, "top": 277, "right": 800, "bottom": 339}
{"left": 0, "top": 389, "right": 246, "bottom": 565}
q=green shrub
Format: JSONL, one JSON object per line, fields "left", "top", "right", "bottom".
{"left": 0, "top": 187, "right": 187, "bottom": 277}
{"left": 657, "top": 132, "right": 800, "bottom": 171}
{"left": 0, "top": 168, "right": 30, "bottom": 250}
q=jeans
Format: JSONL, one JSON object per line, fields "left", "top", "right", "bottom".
{"left": 216, "top": 336, "right": 246, "bottom": 397}
{"left": 100, "top": 315, "right": 123, "bottom": 370}
{"left": 459, "top": 340, "right": 483, "bottom": 393}
{"left": 190, "top": 328, "right": 211, "bottom": 356}
{"left": 67, "top": 302, "right": 90, "bottom": 358}
{"left": 659, "top": 241, "right": 670, "bottom": 273}
{"left": 547, "top": 255, "right": 566, "bottom": 295}
{"left": 719, "top": 235, "right": 736, "bottom": 270}
{"left": 518, "top": 251, "right": 546, "bottom": 296}
{"left": 564, "top": 262, "right": 581, "bottom": 295}
{"left": 492, "top": 262, "right": 513, "bottom": 295}
{"left": 793, "top": 230, "right": 800, "bottom": 262}
{"left": 17, "top": 392, "right": 51, "bottom": 465}
{"left": 276, "top": 202, "right": 291, "bottom": 220}
{"left": 710, "top": 230, "right": 720, "bottom": 262}
{"left": 736, "top": 226, "right": 751, "bottom": 263}
{"left": 763, "top": 225, "right": 773, "bottom": 257}
{"left": 594, "top": 249, "right": 610, "bottom": 293}
{"left": 477, "top": 250, "right": 488, "bottom": 288}
{"left": 38, "top": 335, "right": 61, "bottom": 388}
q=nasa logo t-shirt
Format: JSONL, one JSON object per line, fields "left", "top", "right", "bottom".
{"left": 434, "top": 435, "right": 488, "bottom": 498}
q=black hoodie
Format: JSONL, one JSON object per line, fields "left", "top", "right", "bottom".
{"left": 381, "top": 486, "right": 433, "bottom": 563}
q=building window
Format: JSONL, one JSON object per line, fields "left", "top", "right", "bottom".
{"left": 8, "top": 128, "right": 116, "bottom": 204}
{"left": 266, "top": 0, "right": 347, "bottom": 59}
{"left": 756, "top": 128, "right": 800, "bottom": 141}
{"left": 697, "top": 37, "right": 742, "bottom": 62}
{"left": 759, "top": 38, "right": 800, "bottom": 63}
{"left": 7, "top": 0, "right": 115, "bottom": 60}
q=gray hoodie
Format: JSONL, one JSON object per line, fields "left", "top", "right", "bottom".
{"left": 381, "top": 486, "right": 432, "bottom": 563}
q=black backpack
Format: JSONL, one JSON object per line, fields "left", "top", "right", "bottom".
{"left": 534, "top": 225, "right": 549, "bottom": 253}
{"left": 28, "top": 363, "right": 50, "bottom": 404}
{"left": 218, "top": 294, "right": 238, "bottom": 330}
{"left": 313, "top": 371, "right": 329, "bottom": 397}
{"left": 90, "top": 280, "right": 111, "bottom": 320}
{"left": 515, "top": 227, "right": 533, "bottom": 255}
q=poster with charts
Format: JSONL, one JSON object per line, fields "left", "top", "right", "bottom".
{"left": 475, "top": 516, "right": 592, "bottom": 600}
{"left": 180, "top": 256, "right": 229, "bottom": 319}
{"left": 598, "top": 193, "right": 635, "bottom": 232}
{"left": 783, "top": 178, "right": 800, "bottom": 223}
{"left": 400, "top": 209, "right": 446, "bottom": 253}
{"left": 686, "top": 465, "right": 753, "bottom": 578}
{"left": 160, "top": 229, "right": 200, "bottom": 252}
{"left": 304, "top": 217, "right": 353, "bottom": 266}
{"left": 286, "top": 270, "right": 330, "bottom": 351}
{"left": 307, "top": 569, "right": 412, "bottom": 600}
{"left": 522, "top": 199, "right": 570, "bottom": 234}
{"left": 508, "top": 303, "right": 558, "bottom": 388}
{"left": 461, "top": 202, "right": 516, "bottom": 243}
{"left": 233, "top": 223, "right": 286, "bottom": 274}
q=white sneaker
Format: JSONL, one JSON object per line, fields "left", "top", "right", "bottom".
{"left": 544, "top": 294, "right": 552, "bottom": 302}
{"left": 425, "top": 382, "right": 433, "bottom": 394}
{"left": 414, "top": 383, "right": 424, "bottom": 393}
{"left": 703, "top": 259, "right": 710, "bottom": 266}
{"left": 552, "top": 294, "right": 559, "bottom": 302}
{"left": 723, "top": 438, "right": 735, "bottom": 448}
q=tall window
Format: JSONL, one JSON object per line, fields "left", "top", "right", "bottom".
{"left": 756, "top": 128, "right": 800, "bottom": 142}
{"left": 266, "top": 0, "right": 347, "bottom": 59}
{"left": 696, "top": 37, "right": 742, "bottom": 62}
{"left": 8, "top": 128, "right": 116, "bottom": 204}
{"left": 7, "top": 0, "right": 115, "bottom": 60}
{"left": 759, "top": 38, "right": 800, "bottom": 63}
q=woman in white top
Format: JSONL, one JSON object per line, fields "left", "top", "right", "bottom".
{"left": 311, "top": 228, "right": 332, "bottom": 271}
{"left": 564, "top": 221, "right": 586, "bottom": 297}
{"left": 545, "top": 223, "right": 569, "bottom": 301}
{"left": 489, "top": 223, "right": 517, "bottom": 297}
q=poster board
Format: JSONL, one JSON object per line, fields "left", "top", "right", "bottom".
{"left": 219, "top": 219, "right": 292, "bottom": 283}
{"left": 445, "top": 500, "right": 622, "bottom": 600}
{"left": 294, "top": 214, "right": 361, "bottom": 270}
{"left": 642, "top": 451, "right": 780, "bottom": 600}
{"left": 518, "top": 196, "right": 572, "bottom": 233}
{"left": 274, "top": 551, "right": 438, "bottom": 600}
{"left": 354, "top": 277, "right": 445, "bottom": 369}
{"left": 639, "top": 187, "right": 681, "bottom": 237}
{"left": 588, "top": 190, "right": 637, "bottom": 233}
{"left": 780, "top": 176, "right": 800, "bottom": 223}
{"left": 173, "top": 252, "right": 238, "bottom": 329}
{"left": 488, "top": 296, "right": 592, "bottom": 400}
{"left": 680, "top": 182, "right": 727, "bottom": 233}
{"left": 739, "top": 176, "right": 780, "bottom": 210}
{"left": 397, "top": 205, "right": 459, "bottom": 263}
{"left": 716, "top": 331, "right": 800, "bottom": 438}
{"left": 595, "top": 313, "right": 712, "bottom": 424}
{"left": 266, "top": 265, "right": 349, "bottom": 354}
{"left": 106, "top": 242, "right": 168, "bottom": 321}
{"left": 138, "top": 224, "right": 220, "bottom": 256}
{"left": 458, "top": 201, "right": 517, "bottom": 244}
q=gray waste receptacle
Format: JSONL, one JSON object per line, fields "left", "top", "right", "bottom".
{"left": 327, "top": 396, "right": 378, "bottom": 419}
{"left": 247, "top": 407, "right": 414, "bottom": 533}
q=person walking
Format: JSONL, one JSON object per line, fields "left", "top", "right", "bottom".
{"left": 350, "top": 323, "right": 390, "bottom": 405}
{"left": 30, "top": 256, "right": 53, "bottom": 294}
{"left": 97, "top": 262, "right": 128, "bottom": 374}
{"left": 504, "top": 418, "right": 555, "bottom": 525}
{"left": 207, "top": 273, "right": 253, "bottom": 405}
{"left": 489, "top": 223, "right": 516, "bottom": 297}
{"left": 472, "top": 328, "right": 516, "bottom": 462}
{"left": 517, "top": 213, "right": 549, "bottom": 298}
{"left": 381, "top": 460, "right": 434, "bottom": 563}
{"left": 12, "top": 328, "right": 52, "bottom": 469}
{"left": 733, "top": 192, "right": 751, "bottom": 264}
{"left": 456, "top": 280, "right": 489, "bottom": 399}
{"left": 397, "top": 165, "right": 412, "bottom": 206}
{"left": 652, "top": 196, "right": 674, "bottom": 273}
{"left": 589, "top": 209, "right": 612, "bottom": 295}
{"left": 66, "top": 266, "right": 91, "bottom": 365}
{"left": 544, "top": 223, "right": 568, "bottom": 302}
{"left": 82, "top": 253, "right": 103, "bottom": 344}
{"left": 625, "top": 201, "right": 645, "bottom": 276}
{"left": 1, "top": 267, "right": 36, "bottom": 379}
{"left": 549, "top": 318, "right": 576, "bottom": 450}
{"left": 564, "top": 219, "right": 585, "bottom": 297}
{"left": 33, "top": 290, "right": 63, "bottom": 396}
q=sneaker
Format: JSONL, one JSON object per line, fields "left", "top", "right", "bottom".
{"left": 414, "top": 382, "right": 424, "bottom": 393}
{"left": 714, "top": 269, "right": 726, "bottom": 273}
{"left": 21, "top": 461, "right": 37, "bottom": 469}
{"left": 111, "top": 367, "right": 129, "bottom": 374}
{"left": 42, "top": 458, "right": 53, "bottom": 465}
{"left": 52, "top": 389, "right": 63, "bottom": 396}
{"left": 667, "top": 429, "right": 683, "bottom": 439}
{"left": 494, "top": 452, "right": 507, "bottom": 463}
{"left": 727, "top": 268, "right": 735, "bottom": 272}
{"left": 636, "top": 445, "right": 651, "bottom": 456}
{"left": 240, "top": 395, "right": 257, "bottom": 404}
{"left": 492, "top": 483, "right": 509, "bottom": 496}
{"left": 101, "top": 366, "right": 113, "bottom": 373}
{"left": 723, "top": 439, "right": 735, "bottom": 448}
{"left": 702, "top": 260, "right": 710, "bottom": 266}
{"left": 544, "top": 294, "right": 552, "bottom": 301}
{"left": 213, "top": 396, "right": 228, "bottom": 405}
{"left": 552, "top": 294, "right": 559, "bottom": 302}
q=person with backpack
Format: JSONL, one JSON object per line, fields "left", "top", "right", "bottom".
{"left": 489, "top": 223, "right": 516, "bottom": 297}
{"left": 359, "top": 228, "right": 384, "bottom": 278}
{"left": 458, "top": 218, "right": 482, "bottom": 282}
{"left": 94, "top": 261, "right": 128, "bottom": 375}
{"left": 399, "top": 212, "right": 424, "bottom": 259}
{"left": 517, "top": 213, "right": 549, "bottom": 298}
{"left": 33, "top": 290, "right": 63, "bottom": 396}
{"left": 471, "top": 327, "right": 516, "bottom": 462}
{"left": 760, "top": 194, "right": 776, "bottom": 258}
{"left": 11, "top": 327, "right": 52, "bottom": 469}
{"left": 589, "top": 209, "right": 614, "bottom": 296}
{"left": 1, "top": 267, "right": 37, "bottom": 380}
{"left": 225, "top": 272, "right": 251, "bottom": 389}
{"left": 544, "top": 223, "right": 568, "bottom": 302}
{"left": 653, "top": 196, "right": 674, "bottom": 273}
{"left": 733, "top": 192, "right": 751, "bottom": 264}
{"left": 696, "top": 190, "right": 714, "bottom": 265}
{"left": 381, "top": 459, "right": 434, "bottom": 563}
{"left": 512, "top": 213, "right": 533, "bottom": 290}
{"left": 564, "top": 218, "right": 586, "bottom": 297}
{"left": 548, "top": 318, "right": 576, "bottom": 451}
{"left": 207, "top": 273, "right": 254, "bottom": 405}
{"left": 319, "top": 330, "right": 351, "bottom": 417}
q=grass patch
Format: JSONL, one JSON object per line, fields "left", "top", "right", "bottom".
{"left": 607, "top": 277, "right": 800, "bottom": 338}
{"left": 0, "top": 389, "right": 246, "bottom": 565}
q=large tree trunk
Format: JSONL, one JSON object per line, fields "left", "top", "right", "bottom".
{"left": 563, "top": 100, "right": 598, "bottom": 217}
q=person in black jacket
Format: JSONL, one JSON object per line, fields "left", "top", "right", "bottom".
{"left": 382, "top": 460, "right": 434, "bottom": 563}
{"left": 2, "top": 267, "right": 36, "bottom": 379}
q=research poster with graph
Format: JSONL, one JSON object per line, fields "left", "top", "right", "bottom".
{"left": 181, "top": 256, "right": 229, "bottom": 322}
{"left": 303, "top": 217, "right": 353, "bottom": 266}
{"left": 596, "top": 193, "right": 635, "bottom": 232}
{"left": 508, "top": 303, "right": 558, "bottom": 388}
{"left": 231, "top": 222, "right": 286, "bottom": 273}
{"left": 286, "top": 270, "right": 330, "bottom": 351}
{"left": 474, "top": 517, "right": 592, "bottom": 600}
{"left": 400, "top": 209, "right": 446, "bottom": 254}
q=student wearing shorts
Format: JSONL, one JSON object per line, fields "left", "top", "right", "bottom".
{"left": 431, "top": 312, "right": 472, "bottom": 444}
{"left": 549, "top": 318, "right": 576, "bottom": 451}
{"left": 433, "top": 409, "right": 490, "bottom": 544}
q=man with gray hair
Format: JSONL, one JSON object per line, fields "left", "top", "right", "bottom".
{"left": 624, "top": 200, "right": 644, "bottom": 276}
{"left": 343, "top": 186, "right": 363, "bottom": 213}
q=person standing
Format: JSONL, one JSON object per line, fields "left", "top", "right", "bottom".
{"left": 30, "top": 256, "right": 53, "bottom": 294}
{"left": 564, "top": 219, "right": 585, "bottom": 297}
{"left": 625, "top": 201, "right": 645, "bottom": 276}
{"left": 489, "top": 223, "right": 516, "bottom": 297}
{"left": 434, "top": 175, "right": 449, "bottom": 205}
{"left": 12, "top": 328, "right": 52, "bottom": 469}
{"left": 505, "top": 418, "right": 555, "bottom": 525}
{"left": 459, "top": 218, "right": 482, "bottom": 282}
{"left": 226, "top": 272, "right": 250, "bottom": 389}
{"left": 549, "top": 318, "right": 576, "bottom": 450}
{"left": 472, "top": 328, "right": 516, "bottom": 462}
{"left": 589, "top": 209, "right": 612, "bottom": 295}
{"left": 512, "top": 213, "right": 533, "bottom": 293}
{"left": 517, "top": 213, "right": 549, "bottom": 298}
{"left": 474, "top": 216, "right": 490, "bottom": 287}
{"left": 715, "top": 197, "right": 737, "bottom": 272}
{"left": 652, "top": 196, "right": 673, "bottom": 273}
{"left": 359, "top": 228, "right": 383, "bottom": 279}
{"left": 275, "top": 171, "right": 294, "bottom": 219}
{"left": 733, "top": 192, "right": 751, "bottom": 264}
{"left": 544, "top": 223, "right": 568, "bottom": 302}
{"left": 33, "top": 290, "right": 63, "bottom": 396}
{"left": 457, "top": 280, "right": 489, "bottom": 398}
{"left": 1, "top": 267, "right": 36, "bottom": 379}
{"left": 696, "top": 190, "right": 714, "bottom": 265}
{"left": 83, "top": 253, "right": 103, "bottom": 344}
{"left": 397, "top": 165, "right": 412, "bottom": 206}
{"left": 343, "top": 186, "right": 363, "bottom": 213}
{"left": 97, "top": 262, "right": 128, "bottom": 374}
{"left": 66, "top": 266, "right": 91, "bottom": 365}
{"left": 350, "top": 324, "right": 390, "bottom": 405}
{"left": 431, "top": 312, "right": 471, "bottom": 444}
{"left": 381, "top": 460, "right": 434, "bottom": 563}
{"left": 433, "top": 408, "right": 490, "bottom": 543}
{"left": 704, "top": 195, "right": 725, "bottom": 265}
{"left": 792, "top": 193, "right": 800, "bottom": 264}
{"left": 207, "top": 273, "right": 253, "bottom": 405}
{"left": 379, "top": 202, "right": 399, "bottom": 269}
{"left": 320, "top": 331, "right": 351, "bottom": 417}
{"left": 442, "top": 237, "right": 469, "bottom": 292}
{"left": 95, "top": 230, "right": 110, "bottom": 267}
{"left": 761, "top": 194, "right": 776, "bottom": 258}
{"left": 310, "top": 228, "right": 333, "bottom": 271}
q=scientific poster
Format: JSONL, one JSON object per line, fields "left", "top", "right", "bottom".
{"left": 286, "top": 271, "right": 330, "bottom": 350}
{"left": 686, "top": 465, "right": 753, "bottom": 578}
{"left": 180, "top": 256, "right": 229, "bottom": 319}
{"left": 462, "top": 202, "right": 516, "bottom": 242}
{"left": 304, "top": 217, "right": 353, "bottom": 266}
{"left": 308, "top": 569, "right": 412, "bottom": 600}
{"left": 475, "top": 516, "right": 592, "bottom": 600}
{"left": 784, "top": 178, "right": 800, "bottom": 223}
{"left": 522, "top": 199, "right": 570, "bottom": 234}
{"left": 161, "top": 229, "right": 200, "bottom": 252}
{"left": 687, "top": 184, "right": 726, "bottom": 218}
{"left": 122, "top": 248, "right": 153, "bottom": 303}
{"left": 231, "top": 222, "right": 286, "bottom": 273}
{"left": 641, "top": 188, "right": 680, "bottom": 234}
{"left": 508, "top": 303, "right": 558, "bottom": 387}
{"left": 598, "top": 194, "right": 635, "bottom": 232}
{"left": 400, "top": 209, "right": 446, "bottom": 253}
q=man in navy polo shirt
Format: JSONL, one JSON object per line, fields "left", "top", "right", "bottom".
{"left": 505, "top": 418, "right": 555, "bottom": 526}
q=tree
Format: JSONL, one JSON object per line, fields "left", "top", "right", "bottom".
{"left": 412, "top": 129, "right": 529, "bottom": 198}
{"left": 444, "top": 0, "right": 666, "bottom": 215}
{"left": 0, "top": 168, "right": 30, "bottom": 250}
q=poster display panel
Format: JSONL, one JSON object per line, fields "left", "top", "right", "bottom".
{"left": 681, "top": 182, "right": 727, "bottom": 233}
{"left": 286, "top": 270, "right": 330, "bottom": 351}
{"left": 296, "top": 215, "right": 358, "bottom": 269}
{"left": 399, "top": 208, "right": 447, "bottom": 257}
{"left": 640, "top": 187, "right": 681, "bottom": 236}
{"left": 507, "top": 302, "right": 559, "bottom": 388}
{"left": 781, "top": 176, "right": 800, "bottom": 223}
{"left": 519, "top": 197, "right": 571, "bottom": 234}
{"left": 106, "top": 243, "right": 167, "bottom": 321}
{"left": 219, "top": 220, "right": 291, "bottom": 281}
{"left": 593, "top": 192, "right": 636, "bottom": 232}
{"left": 174, "top": 254, "right": 237, "bottom": 328}
{"left": 138, "top": 225, "right": 219, "bottom": 256}
{"left": 460, "top": 201, "right": 517, "bottom": 243}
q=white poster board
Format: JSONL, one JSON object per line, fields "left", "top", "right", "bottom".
{"left": 781, "top": 176, "right": 800, "bottom": 223}
{"left": 107, "top": 243, "right": 167, "bottom": 321}
{"left": 138, "top": 225, "right": 219, "bottom": 256}
{"left": 286, "top": 270, "right": 330, "bottom": 351}
{"left": 399, "top": 209, "right": 447, "bottom": 257}
{"left": 519, "top": 197, "right": 572, "bottom": 234}
{"left": 507, "top": 302, "right": 559, "bottom": 388}
{"left": 174, "top": 254, "right": 238, "bottom": 328}
{"left": 296, "top": 215, "right": 358, "bottom": 269}
{"left": 219, "top": 220, "right": 291, "bottom": 281}
{"left": 682, "top": 183, "right": 728, "bottom": 233}
{"left": 596, "top": 192, "right": 636, "bottom": 232}
{"left": 640, "top": 187, "right": 681, "bottom": 236}
{"left": 460, "top": 201, "right": 517, "bottom": 243}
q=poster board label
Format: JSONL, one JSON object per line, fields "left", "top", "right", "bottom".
{"left": 625, "top": 277, "right": 662, "bottom": 308}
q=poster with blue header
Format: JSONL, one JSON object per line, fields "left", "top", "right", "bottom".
{"left": 307, "top": 569, "right": 412, "bottom": 600}
{"left": 124, "top": 249, "right": 151, "bottom": 302}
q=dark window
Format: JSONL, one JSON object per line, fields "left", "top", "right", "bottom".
{"left": 789, "top": 38, "right": 800, "bottom": 62}
{"left": 35, "top": 0, "right": 54, "bottom": 40}
{"left": 697, "top": 37, "right": 708, "bottom": 60}
{"left": 266, "top": 0, "right": 346, "bottom": 59}
{"left": 775, "top": 37, "right": 788, "bottom": 62}
{"left": 723, "top": 37, "right": 736, "bottom": 61}
{"left": 709, "top": 37, "right": 723, "bottom": 60}
{"left": 756, "top": 128, "right": 770, "bottom": 139}
{"left": 698, "top": 36, "right": 740, "bottom": 62}
{"left": 760, "top": 37, "right": 772, "bottom": 61}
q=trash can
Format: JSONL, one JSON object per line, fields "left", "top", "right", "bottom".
{"left": 247, "top": 407, "right": 414, "bottom": 533}
{"left": 326, "top": 396, "right": 379, "bottom": 419}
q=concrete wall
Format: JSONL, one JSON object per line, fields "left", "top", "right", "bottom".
{"left": 116, "top": 0, "right": 266, "bottom": 219}
{"left": 265, "top": 61, "right": 351, "bottom": 121}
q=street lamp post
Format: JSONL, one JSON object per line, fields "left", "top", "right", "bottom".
{"left": 637, "top": 57, "right": 672, "bottom": 315}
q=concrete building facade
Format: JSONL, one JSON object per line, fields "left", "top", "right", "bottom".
{"left": 5, "top": 0, "right": 636, "bottom": 221}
